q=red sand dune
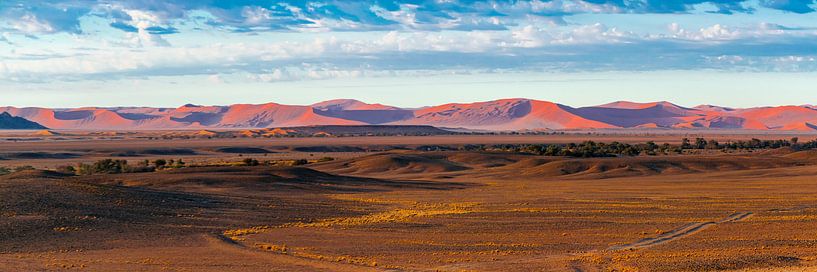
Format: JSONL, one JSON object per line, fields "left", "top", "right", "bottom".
{"left": 311, "top": 99, "right": 399, "bottom": 111}
{"left": 566, "top": 101, "right": 703, "bottom": 128}
{"left": 734, "top": 106, "right": 817, "bottom": 129}
{"left": 218, "top": 103, "right": 364, "bottom": 128}
{"left": 395, "top": 99, "right": 613, "bottom": 130}
{"left": 398, "top": 99, "right": 532, "bottom": 127}
{"left": 502, "top": 100, "right": 617, "bottom": 130}
{"left": 596, "top": 101, "right": 682, "bottom": 110}
{"left": 2, "top": 99, "right": 817, "bottom": 131}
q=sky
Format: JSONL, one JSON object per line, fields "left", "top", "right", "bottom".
{"left": 1, "top": 0, "right": 816, "bottom": 108}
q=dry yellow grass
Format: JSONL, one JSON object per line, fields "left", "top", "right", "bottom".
{"left": 52, "top": 227, "right": 79, "bottom": 232}
{"left": 254, "top": 242, "right": 288, "bottom": 254}
{"left": 223, "top": 226, "right": 273, "bottom": 240}
{"left": 291, "top": 202, "right": 478, "bottom": 228}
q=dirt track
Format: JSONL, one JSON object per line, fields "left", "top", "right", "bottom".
{"left": 609, "top": 212, "right": 754, "bottom": 251}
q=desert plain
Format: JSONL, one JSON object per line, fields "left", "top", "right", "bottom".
{"left": 1, "top": 131, "right": 817, "bottom": 272}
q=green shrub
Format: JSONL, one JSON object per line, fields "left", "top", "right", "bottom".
{"left": 92, "top": 159, "right": 128, "bottom": 174}
{"left": 153, "top": 159, "right": 167, "bottom": 169}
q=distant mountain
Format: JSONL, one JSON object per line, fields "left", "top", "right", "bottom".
{"left": 0, "top": 112, "right": 47, "bottom": 129}
{"left": 2, "top": 99, "right": 817, "bottom": 131}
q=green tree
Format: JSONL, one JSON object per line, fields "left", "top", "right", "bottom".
{"left": 695, "top": 138, "right": 707, "bottom": 149}
{"left": 154, "top": 159, "right": 167, "bottom": 168}
{"left": 681, "top": 138, "right": 692, "bottom": 149}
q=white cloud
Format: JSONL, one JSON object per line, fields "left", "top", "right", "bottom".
{"left": 246, "top": 69, "right": 289, "bottom": 82}
{"left": 775, "top": 55, "right": 817, "bottom": 62}
{"left": 511, "top": 23, "right": 634, "bottom": 47}
{"left": 3, "top": 17, "right": 817, "bottom": 83}
{"left": 666, "top": 22, "right": 807, "bottom": 41}
{"left": 9, "top": 14, "right": 56, "bottom": 33}
{"left": 123, "top": 29, "right": 171, "bottom": 47}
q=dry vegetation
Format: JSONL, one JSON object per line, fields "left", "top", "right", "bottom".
{"left": 1, "top": 134, "right": 817, "bottom": 271}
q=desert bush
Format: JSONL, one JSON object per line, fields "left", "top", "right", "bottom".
{"left": 162, "top": 159, "right": 185, "bottom": 169}
{"left": 75, "top": 159, "right": 156, "bottom": 175}
{"left": 292, "top": 159, "right": 309, "bottom": 166}
{"left": 129, "top": 165, "right": 156, "bottom": 173}
{"left": 91, "top": 159, "right": 129, "bottom": 174}
{"left": 14, "top": 165, "right": 35, "bottom": 172}
{"left": 243, "top": 158, "right": 260, "bottom": 166}
{"left": 153, "top": 159, "right": 167, "bottom": 168}
{"left": 55, "top": 165, "right": 76, "bottom": 175}
{"left": 75, "top": 163, "right": 93, "bottom": 175}
{"left": 0, "top": 167, "right": 10, "bottom": 175}
{"left": 127, "top": 160, "right": 154, "bottom": 172}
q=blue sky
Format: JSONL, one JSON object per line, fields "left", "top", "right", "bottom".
{"left": 1, "top": 0, "right": 816, "bottom": 108}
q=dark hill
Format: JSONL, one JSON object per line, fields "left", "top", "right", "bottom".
{"left": 0, "top": 112, "right": 47, "bottom": 129}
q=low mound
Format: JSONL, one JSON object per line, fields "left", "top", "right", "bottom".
{"left": 444, "top": 152, "right": 525, "bottom": 168}
{"left": 0, "top": 170, "right": 73, "bottom": 180}
{"left": 141, "top": 149, "right": 197, "bottom": 155}
{"left": 293, "top": 146, "right": 366, "bottom": 153}
{"left": 102, "top": 166, "right": 466, "bottom": 193}
{"left": 3, "top": 152, "right": 80, "bottom": 159}
{"left": 519, "top": 159, "right": 688, "bottom": 179}
{"left": 517, "top": 155, "right": 805, "bottom": 179}
{"left": 215, "top": 147, "right": 273, "bottom": 154}
{"left": 314, "top": 153, "right": 471, "bottom": 176}
{"left": 109, "top": 148, "right": 198, "bottom": 157}
{"left": 783, "top": 150, "right": 817, "bottom": 161}
{"left": 509, "top": 157, "right": 558, "bottom": 168}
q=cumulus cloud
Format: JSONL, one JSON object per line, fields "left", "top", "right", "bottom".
{"left": 512, "top": 23, "right": 634, "bottom": 47}
{"left": 665, "top": 22, "right": 813, "bottom": 41}
{"left": 1, "top": 0, "right": 813, "bottom": 37}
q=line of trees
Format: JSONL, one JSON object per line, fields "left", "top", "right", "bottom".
{"left": 422, "top": 137, "right": 817, "bottom": 158}
{"left": 681, "top": 137, "right": 815, "bottom": 150}
{"left": 477, "top": 141, "right": 682, "bottom": 157}
{"left": 49, "top": 157, "right": 334, "bottom": 176}
{"left": 59, "top": 159, "right": 187, "bottom": 175}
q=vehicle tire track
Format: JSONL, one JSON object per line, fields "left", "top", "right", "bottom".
{"left": 608, "top": 212, "right": 753, "bottom": 251}
{"left": 204, "top": 234, "right": 390, "bottom": 272}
